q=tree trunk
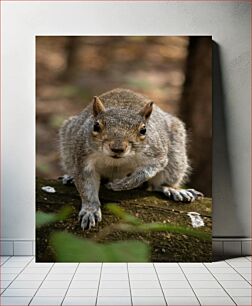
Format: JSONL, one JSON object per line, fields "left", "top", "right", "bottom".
{"left": 179, "top": 37, "right": 212, "bottom": 196}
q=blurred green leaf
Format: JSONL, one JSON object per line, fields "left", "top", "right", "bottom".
{"left": 107, "top": 204, "right": 210, "bottom": 241}
{"left": 106, "top": 204, "right": 141, "bottom": 225}
{"left": 50, "top": 232, "right": 150, "bottom": 262}
{"left": 137, "top": 223, "right": 211, "bottom": 241}
{"left": 36, "top": 211, "right": 57, "bottom": 228}
{"left": 36, "top": 206, "right": 73, "bottom": 228}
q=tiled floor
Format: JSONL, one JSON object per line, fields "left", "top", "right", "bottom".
{"left": 0, "top": 256, "right": 251, "bottom": 305}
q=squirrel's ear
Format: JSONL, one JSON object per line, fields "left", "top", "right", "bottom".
{"left": 93, "top": 96, "right": 106, "bottom": 117}
{"left": 139, "top": 101, "right": 154, "bottom": 120}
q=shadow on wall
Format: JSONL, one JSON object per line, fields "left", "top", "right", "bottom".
{"left": 212, "top": 42, "right": 245, "bottom": 240}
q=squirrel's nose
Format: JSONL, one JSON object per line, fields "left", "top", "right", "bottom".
{"left": 109, "top": 141, "right": 128, "bottom": 154}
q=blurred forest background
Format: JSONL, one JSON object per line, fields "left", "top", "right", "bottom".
{"left": 36, "top": 36, "right": 212, "bottom": 196}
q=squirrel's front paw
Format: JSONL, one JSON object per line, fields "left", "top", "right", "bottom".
{"left": 106, "top": 179, "right": 126, "bottom": 191}
{"left": 78, "top": 205, "right": 102, "bottom": 230}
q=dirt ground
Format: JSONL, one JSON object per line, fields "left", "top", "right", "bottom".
{"left": 36, "top": 178, "right": 212, "bottom": 262}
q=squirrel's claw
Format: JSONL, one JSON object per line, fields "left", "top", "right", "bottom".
{"left": 59, "top": 174, "right": 75, "bottom": 185}
{"left": 162, "top": 187, "right": 204, "bottom": 203}
{"left": 78, "top": 207, "right": 102, "bottom": 230}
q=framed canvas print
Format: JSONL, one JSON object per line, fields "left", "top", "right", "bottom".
{"left": 36, "top": 36, "right": 212, "bottom": 262}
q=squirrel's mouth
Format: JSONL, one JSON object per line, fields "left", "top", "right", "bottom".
{"left": 111, "top": 155, "right": 122, "bottom": 159}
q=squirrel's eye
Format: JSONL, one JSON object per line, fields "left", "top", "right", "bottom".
{"left": 93, "top": 121, "right": 101, "bottom": 133}
{"left": 139, "top": 127, "right": 146, "bottom": 135}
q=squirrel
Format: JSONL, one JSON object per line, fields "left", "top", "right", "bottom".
{"left": 59, "top": 88, "right": 203, "bottom": 230}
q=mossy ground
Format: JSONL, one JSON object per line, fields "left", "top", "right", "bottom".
{"left": 36, "top": 178, "right": 212, "bottom": 262}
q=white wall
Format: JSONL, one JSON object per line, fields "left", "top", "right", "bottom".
{"left": 1, "top": 1, "right": 251, "bottom": 241}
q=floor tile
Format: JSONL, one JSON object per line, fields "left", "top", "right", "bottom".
{"left": 185, "top": 273, "right": 215, "bottom": 281}
{"left": 198, "top": 296, "right": 235, "bottom": 305}
{"left": 70, "top": 280, "right": 99, "bottom": 288}
{"left": 129, "top": 273, "right": 157, "bottom": 281}
{"left": 2, "top": 288, "right": 37, "bottom": 296}
{"left": 22, "top": 267, "right": 50, "bottom": 274}
{"left": 207, "top": 267, "right": 236, "bottom": 274}
{"left": 40, "top": 280, "right": 71, "bottom": 288}
{"left": 0, "top": 256, "right": 10, "bottom": 264}
{"left": 241, "top": 273, "right": 252, "bottom": 283}
{"left": 8, "top": 280, "right": 42, "bottom": 289}
{"left": 130, "top": 280, "right": 160, "bottom": 288}
{"left": 66, "top": 288, "right": 98, "bottom": 296}
{"left": 182, "top": 267, "right": 209, "bottom": 274}
{"left": 98, "top": 288, "right": 130, "bottom": 296}
{"left": 205, "top": 261, "right": 230, "bottom": 267}
{"left": 160, "top": 280, "right": 191, "bottom": 288}
{"left": 155, "top": 267, "right": 182, "bottom": 273}
{"left": 232, "top": 296, "right": 252, "bottom": 305}
{"left": 76, "top": 266, "right": 101, "bottom": 273}
{"left": 132, "top": 296, "right": 166, "bottom": 305}
{"left": 180, "top": 263, "right": 205, "bottom": 267}
{"left": 7, "top": 256, "right": 33, "bottom": 262}
{"left": 226, "top": 257, "right": 250, "bottom": 263}
{"left": 16, "top": 273, "right": 46, "bottom": 281}
{"left": 188, "top": 280, "right": 221, "bottom": 288}
{"left": 79, "top": 263, "right": 102, "bottom": 267}
{"left": 1, "top": 267, "right": 23, "bottom": 274}
{"left": 101, "top": 268, "right": 128, "bottom": 274}
{"left": 0, "top": 280, "right": 12, "bottom": 288}
{"left": 228, "top": 261, "right": 252, "bottom": 268}
{"left": 163, "top": 288, "right": 195, "bottom": 296}
{"left": 214, "top": 273, "right": 246, "bottom": 281}
{"left": 30, "top": 296, "right": 64, "bottom": 305}
{"left": 1, "top": 274, "right": 17, "bottom": 281}
{"left": 27, "top": 262, "right": 53, "bottom": 268}
{"left": 99, "top": 281, "right": 129, "bottom": 288}
{"left": 0, "top": 296, "right": 32, "bottom": 305}
{"left": 101, "top": 273, "right": 128, "bottom": 281}
{"left": 225, "top": 288, "right": 252, "bottom": 296}
{"left": 194, "top": 288, "right": 228, "bottom": 296}
{"left": 2, "top": 261, "right": 27, "bottom": 268}
{"left": 128, "top": 263, "right": 153, "bottom": 268}
{"left": 128, "top": 267, "right": 155, "bottom": 273}
{"left": 219, "top": 280, "right": 252, "bottom": 288}
{"left": 102, "top": 266, "right": 128, "bottom": 273}
{"left": 50, "top": 266, "right": 78, "bottom": 274}
{"left": 62, "top": 296, "right": 96, "bottom": 305}
{"left": 234, "top": 267, "right": 251, "bottom": 274}
{"left": 165, "top": 296, "right": 200, "bottom": 305}
{"left": 53, "top": 263, "right": 78, "bottom": 268}
{"left": 74, "top": 273, "right": 100, "bottom": 281}
{"left": 158, "top": 273, "right": 186, "bottom": 280}
{"left": 131, "top": 288, "right": 163, "bottom": 296}
{"left": 97, "top": 296, "right": 131, "bottom": 305}
{"left": 154, "top": 262, "right": 179, "bottom": 267}
{"left": 45, "top": 273, "right": 73, "bottom": 281}
{"left": 103, "top": 263, "right": 127, "bottom": 267}
{"left": 35, "top": 287, "right": 68, "bottom": 296}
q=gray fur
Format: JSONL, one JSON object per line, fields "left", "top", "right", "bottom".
{"left": 59, "top": 88, "right": 202, "bottom": 230}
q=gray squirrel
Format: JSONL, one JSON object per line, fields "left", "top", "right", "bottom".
{"left": 60, "top": 88, "right": 203, "bottom": 230}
